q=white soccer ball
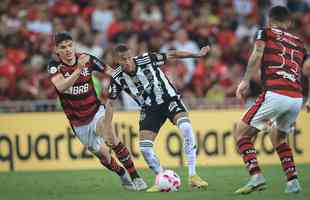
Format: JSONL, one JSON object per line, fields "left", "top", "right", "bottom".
{"left": 155, "top": 170, "right": 181, "bottom": 192}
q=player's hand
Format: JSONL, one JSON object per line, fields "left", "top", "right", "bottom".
{"left": 236, "top": 80, "right": 250, "bottom": 101}
{"left": 105, "top": 65, "right": 114, "bottom": 76}
{"left": 77, "top": 54, "right": 90, "bottom": 70}
{"left": 305, "top": 99, "right": 310, "bottom": 113}
{"left": 196, "top": 45, "right": 211, "bottom": 57}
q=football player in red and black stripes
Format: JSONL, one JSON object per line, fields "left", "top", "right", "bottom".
{"left": 47, "top": 32, "right": 147, "bottom": 191}
{"left": 234, "top": 6, "right": 309, "bottom": 194}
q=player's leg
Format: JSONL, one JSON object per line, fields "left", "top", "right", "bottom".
{"left": 139, "top": 130, "right": 163, "bottom": 174}
{"left": 172, "top": 111, "right": 208, "bottom": 190}
{"left": 93, "top": 141, "right": 138, "bottom": 191}
{"left": 234, "top": 92, "right": 275, "bottom": 194}
{"left": 270, "top": 98, "right": 303, "bottom": 193}
{"left": 96, "top": 102, "right": 147, "bottom": 190}
{"left": 140, "top": 129, "right": 163, "bottom": 192}
{"left": 138, "top": 108, "right": 166, "bottom": 192}
{"left": 234, "top": 121, "right": 266, "bottom": 194}
{"left": 73, "top": 118, "right": 134, "bottom": 190}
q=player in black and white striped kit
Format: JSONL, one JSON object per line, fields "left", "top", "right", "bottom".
{"left": 109, "top": 44, "right": 210, "bottom": 192}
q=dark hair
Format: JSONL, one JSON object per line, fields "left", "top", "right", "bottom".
{"left": 114, "top": 44, "right": 129, "bottom": 53}
{"left": 112, "top": 44, "right": 129, "bottom": 58}
{"left": 269, "top": 6, "right": 290, "bottom": 23}
{"left": 54, "top": 32, "right": 72, "bottom": 46}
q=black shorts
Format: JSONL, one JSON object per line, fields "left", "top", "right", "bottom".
{"left": 139, "top": 96, "right": 188, "bottom": 133}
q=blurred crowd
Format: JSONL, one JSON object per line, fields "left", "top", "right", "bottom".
{"left": 0, "top": 0, "right": 309, "bottom": 109}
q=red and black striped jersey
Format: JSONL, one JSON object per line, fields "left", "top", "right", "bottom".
{"left": 47, "top": 53, "right": 106, "bottom": 126}
{"left": 255, "top": 27, "right": 308, "bottom": 98}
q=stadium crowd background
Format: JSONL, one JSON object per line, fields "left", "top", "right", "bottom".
{"left": 0, "top": 0, "right": 309, "bottom": 111}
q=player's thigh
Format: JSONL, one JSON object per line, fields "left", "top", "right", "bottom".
{"left": 275, "top": 98, "right": 303, "bottom": 134}
{"left": 165, "top": 97, "right": 188, "bottom": 125}
{"left": 74, "top": 124, "right": 105, "bottom": 153}
{"left": 242, "top": 91, "right": 281, "bottom": 132}
{"left": 139, "top": 108, "right": 166, "bottom": 138}
{"left": 94, "top": 106, "right": 119, "bottom": 145}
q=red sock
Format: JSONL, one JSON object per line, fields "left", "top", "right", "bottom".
{"left": 237, "top": 137, "right": 261, "bottom": 176}
{"left": 276, "top": 143, "right": 298, "bottom": 181}
{"left": 100, "top": 155, "right": 125, "bottom": 176}
{"left": 113, "top": 142, "right": 139, "bottom": 179}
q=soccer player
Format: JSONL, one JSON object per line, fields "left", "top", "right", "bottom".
{"left": 109, "top": 44, "right": 210, "bottom": 192}
{"left": 47, "top": 32, "right": 147, "bottom": 191}
{"left": 234, "top": 6, "right": 309, "bottom": 194}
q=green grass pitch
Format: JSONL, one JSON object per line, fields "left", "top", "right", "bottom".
{"left": 1, "top": 164, "right": 309, "bottom": 200}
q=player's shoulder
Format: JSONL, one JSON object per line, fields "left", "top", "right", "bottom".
{"left": 47, "top": 55, "right": 60, "bottom": 67}
{"left": 111, "top": 64, "right": 123, "bottom": 79}
{"left": 47, "top": 56, "right": 62, "bottom": 74}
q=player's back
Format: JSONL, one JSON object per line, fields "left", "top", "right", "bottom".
{"left": 260, "top": 27, "right": 307, "bottom": 98}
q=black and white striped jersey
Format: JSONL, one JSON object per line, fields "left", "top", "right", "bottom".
{"left": 109, "top": 52, "right": 178, "bottom": 107}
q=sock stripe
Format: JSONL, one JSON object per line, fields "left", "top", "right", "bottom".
{"left": 112, "top": 142, "right": 140, "bottom": 180}
{"left": 176, "top": 117, "right": 190, "bottom": 127}
{"left": 276, "top": 142, "right": 298, "bottom": 181}
{"left": 237, "top": 137, "right": 261, "bottom": 176}
{"left": 100, "top": 156, "right": 125, "bottom": 176}
{"left": 276, "top": 143, "right": 289, "bottom": 151}
{"left": 237, "top": 138, "right": 252, "bottom": 147}
{"left": 239, "top": 143, "right": 254, "bottom": 153}
{"left": 244, "top": 153, "right": 257, "bottom": 162}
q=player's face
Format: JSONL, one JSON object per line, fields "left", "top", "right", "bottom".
{"left": 118, "top": 50, "right": 135, "bottom": 73}
{"left": 56, "top": 40, "right": 75, "bottom": 61}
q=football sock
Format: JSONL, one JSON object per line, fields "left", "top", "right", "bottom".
{"left": 177, "top": 117, "right": 197, "bottom": 177}
{"left": 276, "top": 142, "right": 298, "bottom": 181}
{"left": 99, "top": 155, "right": 125, "bottom": 176}
{"left": 237, "top": 136, "right": 261, "bottom": 176}
{"left": 112, "top": 142, "right": 140, "bottom": 180}
{"left": 139, "top": 140, "right": 163, "bottom": 174}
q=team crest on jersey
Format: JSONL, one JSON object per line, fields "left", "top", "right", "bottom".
{"left": 49, "top": 66, "right": 58, "bottom": 74}
{"left": 81, "top": 68, "right": 90, "bottom": 76}
{"left": 169, "top": 101, "right": 180, "bottom": 112}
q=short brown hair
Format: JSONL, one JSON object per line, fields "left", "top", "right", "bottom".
{"left": 269, "top": 6, "right": 290, "bottom": 23}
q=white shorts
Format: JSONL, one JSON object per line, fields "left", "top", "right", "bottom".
{"left": 73, "top": 106, "right": 105, "bottom": 153}
{"left": 242, "top": 91, "right": 303, "bottom": 133}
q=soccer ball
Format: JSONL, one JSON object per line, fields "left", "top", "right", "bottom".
{"left": 155, "top": 170, "right": 181, "bottom": 192}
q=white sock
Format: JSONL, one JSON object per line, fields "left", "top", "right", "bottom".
{"left": 177, "top": 117, "right": 197, "bottom": 177}
{"left": 139, "top": 140, "right": 163, "bottom": 174}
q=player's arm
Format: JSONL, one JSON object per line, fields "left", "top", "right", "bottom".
{"left": 236, "top": 29, "right": 266, "bottom": 100}
{"left": 243, "top": 42, "right": 265, "bottom": 81}
{"left": 166, "top": 45, "right": 210, "bottom": 59}
{"left": 50, "top": 54, "right": 89, "bottom": 93}
{"left": 303, "top": 57, "right": 310, "bottom": 112}
{"left": 236, "top": 42, "right": 265, "bottom": 100}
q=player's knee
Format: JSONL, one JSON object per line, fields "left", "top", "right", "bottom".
{"left": 139, "top": 140, "right": 154, "bottom": 156}
{"left": 176, "top": 117, "right": 192, "bottom": 131}
{"left": 235, "top": 120, "right": 255, "bottom": 140}
{"left": 106, "top": 134, "right": 119, "bottom": 147}
{"left": 270, "top": 129, "right": 287, "bottom": 146}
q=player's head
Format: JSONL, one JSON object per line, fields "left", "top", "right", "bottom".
{"left": 268, "top": 6, "right": 291, "bottom": 29}
{"left": 113, "top": 44, "right": 135, "bottom": 72}
{"left": 54, "top": 32, "right": 75, "bottom": 61}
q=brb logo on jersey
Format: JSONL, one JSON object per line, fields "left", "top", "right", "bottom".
{"left": 64, "top": 83, "right": 89, "bottom": 95}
